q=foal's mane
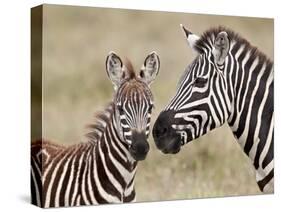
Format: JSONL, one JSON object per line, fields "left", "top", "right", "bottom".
{"left": 195, "top": 26, "right": 273, "bottom": 67}
{"left": 124, "top": 58, "right": 136, "bottom": 80}
{"left": 86, "top": 102, "right": 115, "bottom": 143}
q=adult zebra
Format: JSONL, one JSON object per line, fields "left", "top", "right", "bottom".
{"left": 31, "top": 51, "right": 160, "bottom": 208}
{"left": 153, "top": 25, "right": 273, "bottom": 193}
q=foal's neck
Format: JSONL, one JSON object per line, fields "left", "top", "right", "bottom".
{"left": 88, "top": 103, "right": 137, "bottom": 182}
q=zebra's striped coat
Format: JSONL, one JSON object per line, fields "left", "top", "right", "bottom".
{"left": 31, "top": 52, "right": 160, "bottom": 208}
{"left": 31, "top": 104, "right": 137, "bottom": 207}
{"left": 153, "top": 26, "right": 273, "bottom": 193}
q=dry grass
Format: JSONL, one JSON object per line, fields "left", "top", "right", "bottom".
{"left": 34, "top": 4, "right": 273, "bottom": 201}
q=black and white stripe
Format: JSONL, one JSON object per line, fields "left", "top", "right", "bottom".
{"left": 31, "top": 52, "right": 160, "bottom": 207}
{"left": 153, "top": 26, "right": 273, "bottom": 193}
{"left": 31, "top": 103, "right": 138, "bottom": 207}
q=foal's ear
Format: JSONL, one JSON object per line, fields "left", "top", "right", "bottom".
{"left": 212, "top": 31, "right": 230, "bottom": 65}
{"left": 106, "top": 51, "right": 124, "bottom": 90}
{"left": 139, "top": 52, "right": 160, "bottom": 86}
{"left": 180, "top": 24, "right": 200, "bottom": 53}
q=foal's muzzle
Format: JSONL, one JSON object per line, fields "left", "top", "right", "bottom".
{"left": 129, "top": 131, "right": 149, "bottom": 161}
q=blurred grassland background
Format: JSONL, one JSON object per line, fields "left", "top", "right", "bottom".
{"left": 32, "top": 4, "right": 273, "bottom": 201}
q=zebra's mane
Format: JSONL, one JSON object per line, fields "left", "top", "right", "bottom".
{"left": 124, "top": 58, "right": 136, "bottom": 80}
{"left": 86, "top": 102, "right": 115, "bottom": 143}
{"left": 195, "top": 26, "right": 273, "bottom": 66}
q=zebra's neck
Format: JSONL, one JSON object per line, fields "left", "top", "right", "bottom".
{"left": 87, "top": 103, "right": 137, "bottom": 196}
{"left": 227, "top": 41, "right": 274, "bottom": 163}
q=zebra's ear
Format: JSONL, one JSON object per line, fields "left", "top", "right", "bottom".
{"left": 212, "top": 31, "right": 230, "bottom": 65}
{"left": 139, "top": 51, "right": 160, "bottom": 86}
{"left": 180, "top": 24, "right": 200, "bottom": 53}
{"left": 106, "top": 51, "right": 124, "bottom": 90}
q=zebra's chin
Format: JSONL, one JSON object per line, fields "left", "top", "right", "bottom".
{"left": 154, "top": 134, "right": 182, "bottom": 154}
{"left": 162, "top": 146, "right": 181, "bottom": 154}
{"left": 161, "top": 138, "right": 181, "bottom": 154}
{"left": 129, "top": 148, "right": 149, "bottom": 161}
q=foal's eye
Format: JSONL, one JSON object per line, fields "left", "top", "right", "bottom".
{"left": 194, "top": 77, "right": 208, "bottom": 87}
{"left": 148, "top": 103, "right": 154, "bottom": 111}
{"left": 117, "top": 105, "right": 124, "bottom": 113}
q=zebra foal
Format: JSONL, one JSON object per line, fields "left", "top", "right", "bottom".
{"left": 31, "top": 51, "right": 160, "bottom": 207}
{"left": 153, "top": 25, "right": 273, "bottom": 193}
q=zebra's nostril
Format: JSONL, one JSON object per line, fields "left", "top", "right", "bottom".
{"left": 153, "top": 110, "right": 176, "bottom": 140}
{"left": 130, "top": 141, "right": 149, "bottom": 156}
{"left": 154, "top": 126, "right": 168, "bottom": 138}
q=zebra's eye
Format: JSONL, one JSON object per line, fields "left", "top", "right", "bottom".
{"left": 117, "top": 105, "right": 124, "bottom": 114}
{"left": 194, "top": 77, "right": 208, "bottom": 87}
{"left": 148, "top": 104, "right": 154, "bottom": 111}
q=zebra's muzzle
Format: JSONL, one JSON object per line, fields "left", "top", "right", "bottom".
{"left": 161, "top": 137, "right": 181, "bottom": 154}
{"left": 152, "top": 110, "right": 182, "bottom": 154}
{"left": 129, "top": 131, "right": 150, "bottom": 161}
